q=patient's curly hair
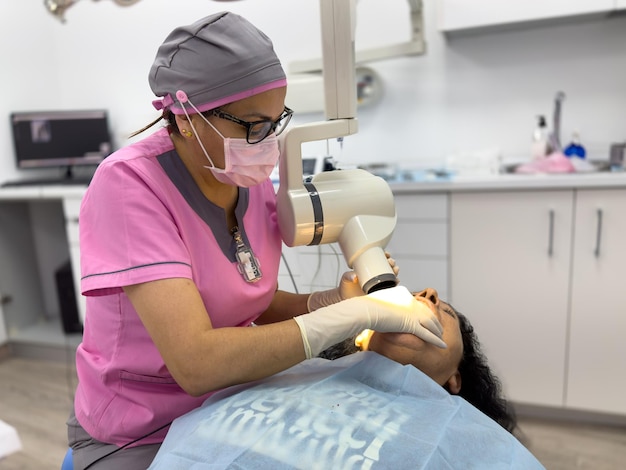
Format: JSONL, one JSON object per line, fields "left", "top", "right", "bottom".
{"left": 318, "top": 308, "right": 517, "bottom": 434}
{"left": 454, "top": 310, "right": 517, "bottom": 433}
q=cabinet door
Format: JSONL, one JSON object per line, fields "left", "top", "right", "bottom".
{"left": 0, "top": 203, "right": 47, "bottom": 336}
{"left": 0, "top": 304, "right": 7, "bottom": 346}
{"left": 63, "top": 197, "right": 86, "bottom": 324}
{"left": 567, "top": 189, "right": 626, "bottom": 415}
{"left": 437, "top": 0, "right": 615, "bottom": 32}
{"left": 450, "top": 190, "right": 573, "bottom": 406}
{"left": 387, "top": 193, "right": 449, "bottom": 299}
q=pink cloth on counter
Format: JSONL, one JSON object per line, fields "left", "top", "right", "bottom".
{"left": 515, "top": 152, "right": 576, "bottom": 174}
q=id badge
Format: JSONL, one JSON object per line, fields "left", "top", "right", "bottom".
{"left": 235, "top": 245, "right": 263, "bottom": 282}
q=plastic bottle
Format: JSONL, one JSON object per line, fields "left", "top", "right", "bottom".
{"left": 531, "top": 115, "right": 549, "bottom": 160}
{"left": 563, "top": 131, "right": 586, "bottom": 159}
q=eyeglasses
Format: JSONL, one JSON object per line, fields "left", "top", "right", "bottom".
{"left": 210, "top": 106, "right": 294, "bottom": 144}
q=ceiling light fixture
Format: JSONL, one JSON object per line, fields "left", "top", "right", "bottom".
{"left": 45, "top": 0, "right": 156, "bottom": 23}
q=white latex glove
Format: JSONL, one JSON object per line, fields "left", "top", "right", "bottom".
{"left": 294, "top": 285, "right": 446, "bottom": 359}
{"left": 307, "top": 253, "right": 400, "bottom": 312}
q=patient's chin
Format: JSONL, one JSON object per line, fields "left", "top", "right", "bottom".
{"left": 371, "top": 332, "right": 425, "bottom": 355}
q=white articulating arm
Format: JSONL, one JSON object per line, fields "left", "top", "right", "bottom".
{"left": 289, "top": 0, "right": 425, "bottom": 74}
{"left": 320, "top": 0, "right": 357, "bottom": 120}
{"left": 277, "top": 0, "right": 398, "bottom": 294}
{"left": 286, "top": 0, "right": 425, "bottom": 114}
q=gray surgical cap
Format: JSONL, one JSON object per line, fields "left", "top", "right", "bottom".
{"left": 149, "top": 12, "right": 287, "bottom": 115}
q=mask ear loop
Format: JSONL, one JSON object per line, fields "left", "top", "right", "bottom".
{"left": 175, "top": 90, "right": 219, "bottom": 170}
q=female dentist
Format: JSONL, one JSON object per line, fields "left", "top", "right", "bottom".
{"left": 67, "top": 11, "right": 445, "bottom": 469}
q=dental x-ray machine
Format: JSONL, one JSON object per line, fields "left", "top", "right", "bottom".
{"left": 277, "top": 0, "right": 402, "bottom": 294}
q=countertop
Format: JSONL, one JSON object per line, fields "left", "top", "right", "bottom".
{"left": 2, "top": 171, "right": 626, "bottom": 201}
{"left": 388, "top": 171, "right": 626, "bottom": 193}
{"left": 0, "top": 184, "right": 87, "bottom": 200}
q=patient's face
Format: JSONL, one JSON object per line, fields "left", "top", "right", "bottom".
{"left": 366, "top": 288, "right": 464, "bottom": 390}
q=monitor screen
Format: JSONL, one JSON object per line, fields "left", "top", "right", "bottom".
{"left": 10, "top": 110, "right": 113, "bottom": 170}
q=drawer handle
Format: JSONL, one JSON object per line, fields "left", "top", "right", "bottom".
{"left": 548, "top": 209, "right": 555, "bottom": 257}
{"left": 594, "top": 209, "right": 603, "bottom": 257}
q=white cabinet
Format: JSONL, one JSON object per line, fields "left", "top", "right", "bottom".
{"left": 450, "top": 190, "right": 573, "bottom": 406}
{"left": 567, "top": 189, "right": 626, "bottom": 415}
{"left": 386, "top": 193, "right": 449, "bottom": 299}
{"left": 278, "top": 243, "right": 349, "bottom": 295}
{"left": 0, "top": 201, "right": 48, "bottom": 341}
{"left": 63, "top": 197, "right": 86, "bottom": 324}
{"left": 437, "top": 0, "right": 615, "bottom": 32}
{"left": 0, "top": 188, "right": 84, "bottom": 357}
{"left": 617, "top": 0, "right": 626, "bottom": 10}
{"left": 0, "top": 304, "right": 7, "bottom": 346}
{"left": 450, "top": 188, "right": 626, "bottom": 415}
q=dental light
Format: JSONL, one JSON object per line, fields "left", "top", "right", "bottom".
{"left": 277, "top": 0, "right": 399, "bottom": 294}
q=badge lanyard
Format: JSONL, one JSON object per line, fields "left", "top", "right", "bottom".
{"left": 231, "top": 226, "right": 263, "bottom": 283}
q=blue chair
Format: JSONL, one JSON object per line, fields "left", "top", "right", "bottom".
{"left": 61, "top": 447, "right": 73, "bottom": 470}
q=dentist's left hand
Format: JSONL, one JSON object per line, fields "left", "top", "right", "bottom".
{"left": 307, "top": 253, "right": 399, "bottom": 312}
{"left": 295, "top": 285, "right": 446, "bottom": 359}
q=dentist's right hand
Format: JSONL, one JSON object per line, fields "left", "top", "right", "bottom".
{"left": 294, "top": 285, "right": 447, "bottom": 359}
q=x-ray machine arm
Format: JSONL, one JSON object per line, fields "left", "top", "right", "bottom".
{"left": 277, "top": 0, "right": 398, "bottom": 294}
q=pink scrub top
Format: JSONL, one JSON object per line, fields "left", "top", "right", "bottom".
{"left": 74, "top": 127, "right": 282, "bottom": 447}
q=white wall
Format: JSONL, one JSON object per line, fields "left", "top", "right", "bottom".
{"left": 1, "top": 0, "right": 625, "bottom": 182}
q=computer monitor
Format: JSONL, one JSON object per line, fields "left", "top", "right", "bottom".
{"left": 10, "top": 109, "right": 113, "bottom": 178}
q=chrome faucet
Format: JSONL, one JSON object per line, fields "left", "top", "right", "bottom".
{"left": 549, "top": 91, "right": 566, "bottom": 152}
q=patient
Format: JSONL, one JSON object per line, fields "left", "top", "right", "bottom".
{"left": 318, "top": 287, "right": 517, "bottom": 434}
{"left": 149, "top": 287, "right": 542, "bottom": 469}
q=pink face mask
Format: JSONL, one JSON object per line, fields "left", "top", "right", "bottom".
{"left": 196, "top": 114, "right": 279, "bottom": 187}
{"left": 174, "top": 91, "right": 281, "bottom": 187}
{"left": 211, "top": 132, "right": 279, "bottom": 187}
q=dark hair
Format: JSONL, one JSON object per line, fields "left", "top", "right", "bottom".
{"left": 453, "top": 310, "right": 517, "bottom": 433}
{"left": 128, "top": 111, "right": 173, "bottom": 138}
{"left": 318, "top": 308, "right": 517, "bottom": 434}
{"left": 129, "top": 107, "right": 219, "bottom": 139}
